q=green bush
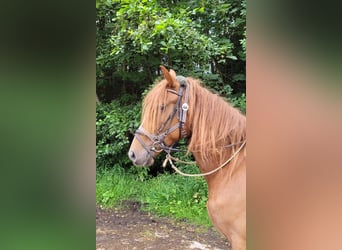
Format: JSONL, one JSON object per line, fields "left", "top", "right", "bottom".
{"left": 96, "top": 101, "right": 141, "bottom": 169}
{"left": 230, "top": 92, "right": 246, "bottom": 114}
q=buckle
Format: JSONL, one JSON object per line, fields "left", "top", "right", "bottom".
{"left": 151, "top": 141, "right": 163, "bottom": 153}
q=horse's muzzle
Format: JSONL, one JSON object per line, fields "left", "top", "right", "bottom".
{"left": 128, "top": 149, "right": 154, "bottom": 166}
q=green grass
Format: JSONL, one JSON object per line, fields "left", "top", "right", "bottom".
{"left": 96, "top": 167, "right": 138, "bottom": 205}
{"left": 96, "top": 165, "right": 212, "bottom": 227}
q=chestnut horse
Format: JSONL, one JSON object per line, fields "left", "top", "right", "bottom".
{"left": 128, "top": 66, "right": 246, "bottom": 249}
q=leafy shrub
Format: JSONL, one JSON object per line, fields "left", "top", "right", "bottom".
{"left": 230, "top": 93, "right": 246, "bottom": 114}
{"left": 96, "top": 101, "right": 141, "bottom": 169}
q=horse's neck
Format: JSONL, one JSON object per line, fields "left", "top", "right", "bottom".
{"left": 192, "top": 147, "right": 245, "bottom": 191}
{"left": 192, "top": 151, "right": 229, "bottom": 187}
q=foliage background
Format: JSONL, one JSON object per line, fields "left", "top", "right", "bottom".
{"left": 96, "top": 0, "right": 246, "bottom": 102}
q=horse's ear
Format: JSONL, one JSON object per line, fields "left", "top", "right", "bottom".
{"left": 160, "top": 65, "right": 177, "bottom": 88}
{"left": 169, "top": 69, "right": 177, "bottom": 80}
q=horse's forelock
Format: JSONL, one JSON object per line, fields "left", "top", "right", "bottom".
{"left": 141, "top": 79, "right": 168, "bottom": 133}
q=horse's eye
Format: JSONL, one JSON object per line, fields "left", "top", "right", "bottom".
{"left": 160, "top": 104, "right": 165, "bottom": 111}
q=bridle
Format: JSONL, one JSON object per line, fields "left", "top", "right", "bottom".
{"left": 133, "top": 75, "right": 246, "bottom": 177}
{"left": 134, "top": 76, "right": 189, "bottom": 157}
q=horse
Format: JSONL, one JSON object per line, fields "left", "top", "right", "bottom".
{"left": 128, "top": 66, "right": 246, "bottom": 250}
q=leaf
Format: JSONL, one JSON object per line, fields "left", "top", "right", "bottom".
{"left": 227, "top": 55, "right": 237, "bottom": 60}
{"left": 141, "top": 44, "right": 148, "bottom": 51}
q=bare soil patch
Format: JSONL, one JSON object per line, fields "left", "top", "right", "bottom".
{"left": 96, "top": 201, "right": 231, "bottom": 250}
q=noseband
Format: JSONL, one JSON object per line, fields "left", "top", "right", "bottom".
{"left": 134, "top": 76, "right": 189, "bottom": 157}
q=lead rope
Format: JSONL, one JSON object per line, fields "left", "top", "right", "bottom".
{"left": 162, "top": 140, "right": 246, "bottom": 177}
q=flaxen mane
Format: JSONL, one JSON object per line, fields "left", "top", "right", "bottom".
{"left": 185, "top": 77, "right": 246, "bottom": 168}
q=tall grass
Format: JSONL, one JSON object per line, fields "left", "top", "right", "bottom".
{"left": 96, "top": 165, "right": 212, "bottom": 227}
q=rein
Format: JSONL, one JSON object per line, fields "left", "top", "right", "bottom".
{"left": 134, "top": 76, "right": 245, "bottom": 177}
{"left": 162, "top": 141, "right": 246, "bottom": 177}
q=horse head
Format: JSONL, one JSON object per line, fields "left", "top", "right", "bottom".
{"left": 128, "top": 66, "right": 190, "bottom": 166}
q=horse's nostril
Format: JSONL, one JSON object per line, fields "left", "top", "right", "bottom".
{"left": 128, "top": 150, "right": 136, "bottom": 161}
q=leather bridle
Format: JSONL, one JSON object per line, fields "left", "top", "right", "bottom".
{"left": 134, "top": 76, "right": 189, "bottom": 157}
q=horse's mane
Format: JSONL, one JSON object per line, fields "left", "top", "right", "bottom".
{"left": 186, "top": 77, "right": 246, "bottom": 163}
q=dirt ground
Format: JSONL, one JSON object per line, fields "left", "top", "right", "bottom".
{"left": 96, "top": 200, "right": 231, "bottom": 250}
